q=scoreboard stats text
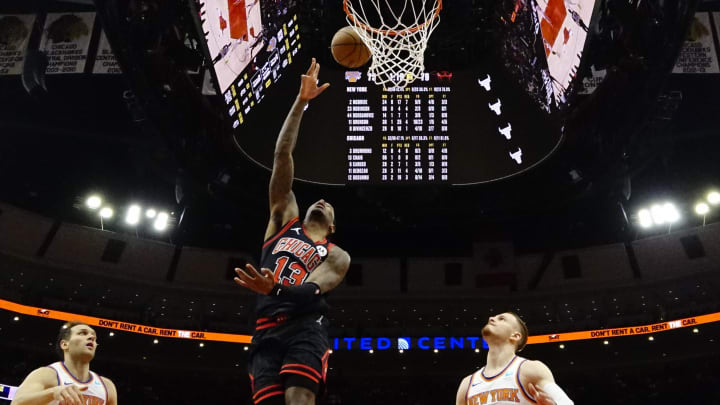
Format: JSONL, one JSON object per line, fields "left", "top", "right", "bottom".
{"left": 345, "top": 72, "right": 451, "bottom": 183}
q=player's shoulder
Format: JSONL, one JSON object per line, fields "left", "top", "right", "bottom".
{"left": 99, "top": 375, "right": 118, "bottom": 404}
{"left": 25, "top": 366, "right": 60, "bottom": 386}
{"left": 518, "top": 358, "right": 553, "bottom": 379}
{"left": 100, "top": 375, "right": 117, "bottom": 390}
{"left": 327, "top": 243, "right": 350, "bottom": 260}
{"left": 264, "top": 216, "right": 301, "bottom": 244}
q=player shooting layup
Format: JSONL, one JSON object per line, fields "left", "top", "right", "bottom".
{"left": 456, "top": 313, "right": 574, "bottom": 405}
{"left": 11, "top": 322, "right": 118, "bottom": 405}
{"left": 234, "top": 58, "right": 351, "bottom": 405}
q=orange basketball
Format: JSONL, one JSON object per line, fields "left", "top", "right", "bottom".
{"left": 331, "top": 26, "right": 372, "bottom": 68}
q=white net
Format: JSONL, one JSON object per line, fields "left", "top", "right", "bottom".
{"left": 344, "top": 0, "right": 442, "bottom": 88}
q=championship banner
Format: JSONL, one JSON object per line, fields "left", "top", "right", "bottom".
{"left": 2, "top": 298, "right": 718, "bottom": 347}
{"left": 673, "top": 12, "right": 719, "bottom": 74}
{"left": 92, "top": 30, "right": 121, "bottom": 74}
{"left": 0, "top": 14, "right": 36, "bottom": 76}
{"left": 39, "top": 12, "right": 96, "bottom": 74}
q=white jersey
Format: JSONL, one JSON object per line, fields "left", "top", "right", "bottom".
{"left": 47, "top": 362, "right": 108, "bottom": 405}
{"left": 466, "top": 356, "right": 536, "bottom": 405}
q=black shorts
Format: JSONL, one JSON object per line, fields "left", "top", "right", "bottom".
{"left": 248, "top": 313, "right": 330, "bottom": 405}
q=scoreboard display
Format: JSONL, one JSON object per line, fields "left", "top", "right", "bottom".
{"left": 235, "top": 65, "right": 562, "bottom": 185}
{"left": 196, "top": 0, "right": 597, "bottom": 186}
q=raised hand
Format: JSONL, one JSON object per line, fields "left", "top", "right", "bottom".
{"left": 234, "top": 263, "right": 275, "bottom": 295}
{"left": 527, "top": 383, "right": 556, "bottom": 405}
{"left": 298, "top": 58, "right": 330, "bottom": 101}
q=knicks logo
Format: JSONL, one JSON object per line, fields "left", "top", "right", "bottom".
{"left": 468, "top": 388, "right": 520, "bottom": 404}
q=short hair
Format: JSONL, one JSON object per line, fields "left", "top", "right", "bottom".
{"left": 506, "top": 312, "right": 529, "bottom": 352}
{"left": 56, "top": 321, "right": 90, "bottom": 359}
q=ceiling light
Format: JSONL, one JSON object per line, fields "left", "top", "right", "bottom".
{"left": 695, "top": 203, "right": 710, "bottom": 215}
{"left": 86, "top": 196, "right": 102, "bottom": 209}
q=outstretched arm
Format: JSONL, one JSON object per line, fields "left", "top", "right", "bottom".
{"left": 265, "top": 58, "right": 330, "bottom": 240}
{"left": 520, "top": 360, "right": 574, "bottom": 405}
{"left": 234, "top": 246, "right": 350, "bottom": 301}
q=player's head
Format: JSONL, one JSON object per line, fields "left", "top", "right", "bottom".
{"left": 56, "top": 321, "right": 98, "bottom": 361}
{"left": 481, "top": 312, "right": 528, "bottom": 353}
{"left": 304, "top": 199, "right": 336, "bottom": 236}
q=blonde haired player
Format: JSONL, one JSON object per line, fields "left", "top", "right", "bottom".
{"left": 11, "top": 322, "right": 118, "bottom": 405}
{"left": 456, "top": 313, "right": 573, "bottom": 405}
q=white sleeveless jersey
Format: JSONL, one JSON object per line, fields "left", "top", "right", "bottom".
{"left": 47, "top": 362, "right": 107, "bottom": 405}
{"left": 466, "top": 356, "right": 536, "bottom": 405}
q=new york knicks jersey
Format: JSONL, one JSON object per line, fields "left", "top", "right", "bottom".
{"left": 255, "top": 217, "right": 333, "bottom": 318}
{"left": 47, "top": 362, "right": 107, "bottom": 405}
{"left": 466, "top": 356, "right": 536, "bottom": 405}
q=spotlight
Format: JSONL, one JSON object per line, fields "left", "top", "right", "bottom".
{"left": 648, "top": 336, "right": 654, "bottom": 341}
{"left": 603, "top": 340, "right": 609, "bottom": 345}
{"left": 13, "top": 316, "right": 19, "bottom": 321}
{"left": 474, "top": 348, "right": 480, "bottom": 353}
{"left": 650, "top": 205, "right": 665, "bottom": 225}
{"left": 154, "top": 212, "right": 169, "bottom": 231}
{"left": 199, "top": 343, "right": 204, "bottom": 348}
{"left": 559, "top": 344, "right": 565, "bottom": 349}
{"left": 708, "top": 191, "right": 720, "bottom": 205}
{"left": 663, "top": 203, "right": 680, "bottom": 223}
{"left": 86, "top": 196, "right": 102, "bottom": 210}
{"left": 146, "top": 209, "right": 157, "bottom": 218}
{"left": 692, "top": 328, "right": 699, "bottom": 333}
{"left": 433, "top": 349, "right": 439, "bottom": 353}
{"left": 126, "top": 205, "right": 141, "bottom": 225}
{"left": 109, "top": 332, "right": 115, "bottom": 337}
{"left": 399, "top": 349, "right": 404, "bottom": 354}
{"left": 99, "top": 207, "right": 114, "bottom": 219}
{"left": 369, "top": 349, "right": 374, "bottom": 354}
{"left": 153, "top": 339, "right": 159, "bottom": 344}
{"left": 695, "top": 203, "right": 710, "bottom": 215}
{"left": 638, "top": 209, "right": 653, "bottom": 228}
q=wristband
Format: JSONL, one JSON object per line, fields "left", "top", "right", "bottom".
{"left": 269, "top": 282, "right": 321, "bottom": 305}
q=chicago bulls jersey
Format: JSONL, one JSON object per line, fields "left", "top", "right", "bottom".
{"left": 47, "top": 362, "right": 107, "bottom": 405}
{"left": 466, "top": 356, "right": 536, "bottom": 405}
{"left": 255, "top": 217, "right": 333, "bottom": 318}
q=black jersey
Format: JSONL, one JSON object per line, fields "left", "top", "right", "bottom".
{"left": 255, "top": 217, "right": 333, "bottom": 318}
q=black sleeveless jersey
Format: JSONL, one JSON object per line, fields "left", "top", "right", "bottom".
{"left": 255, "top": 217, "right": 333, "bottom": 318}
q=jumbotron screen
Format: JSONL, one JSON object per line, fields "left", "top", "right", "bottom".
{"left": 197, "top": 0, "right": 597, "bottom": 185}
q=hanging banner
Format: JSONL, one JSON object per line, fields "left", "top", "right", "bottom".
{"left": 92, "top": 30, "right": 120, "bottom": 74}
{"left": 673, "top": 12, "right": 719, "bottom": 74}
{"left": 39, "top": 12, "right": 95, "bottom": 74}
{"left": 0, "top": 14, "right": 36, "bottom": 75}
{"left": 579, "top": 65, "right": 607, "bottom": 95}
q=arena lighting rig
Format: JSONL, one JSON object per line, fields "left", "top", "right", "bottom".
{"left": 2, "top": 298, "right": 718, "bottom": 347}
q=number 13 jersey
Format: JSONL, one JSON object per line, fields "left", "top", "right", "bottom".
{"left": 255, "top": 217, "right": 333, "bottom": 318}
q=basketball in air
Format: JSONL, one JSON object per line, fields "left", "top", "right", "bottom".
{"left": 331, "top": 26, "right": 372, "bottom": 68}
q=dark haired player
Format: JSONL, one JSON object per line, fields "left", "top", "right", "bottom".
{"left": 11, "top": 322, "right": 118, "bottom": 405}
{"left": 234, "top": 58, "right": 351, "bottom": 405}
{"left": 455, "top": 312, "right": 574, "bottom": 405}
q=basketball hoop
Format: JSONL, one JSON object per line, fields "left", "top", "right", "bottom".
{"left": 343, "top": 0, "right": 442, "bottom": 88}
